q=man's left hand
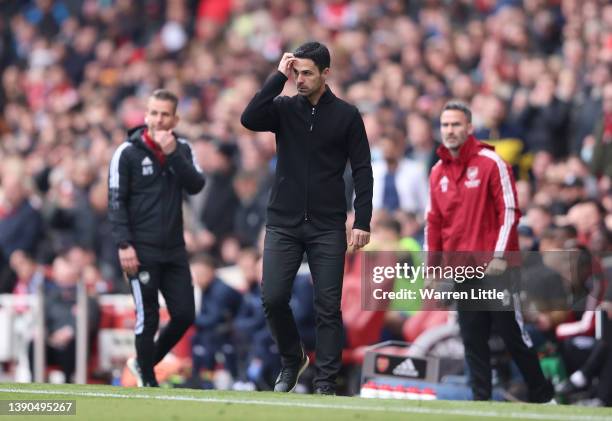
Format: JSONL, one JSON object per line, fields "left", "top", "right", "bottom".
{"left": 485, "top": 257, "right": 507, "bottom": 276}
{"left": 349, "top": 228, "right": 370, "bottom": 250}
{"left": 152, "top": 129, "right": 177, "bottom": 155}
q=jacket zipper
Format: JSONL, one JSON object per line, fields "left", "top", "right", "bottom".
{"left": 305, "top": 106, "right": 316, "bottom": 221}
{"left": 161, "top": 166, "right": 168, "bottom": 248}
{"left": 309, "top": 106, "right": 315, "bottom": 132}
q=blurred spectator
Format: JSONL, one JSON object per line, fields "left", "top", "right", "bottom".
{"left": 289, "top": 273, "right": 316, "bottom": 354}
{"left": 31, "top": 253, "right": 99, "bottom": 383}
{"left": 566, "top": 200, "right": 605, "bottom": 246}
{"left": 522, "top": 227, "right": 571, "bottom": 348}
{"left": 550, "top": 175, "right": 587, "bottom": 216}
{"left": 45, "top": 157, "right": 97, "bottom": 257}
{"left": 404, "top": 112, "right": 439, "bottom": 172}
{"left": 518, "top": 225, "right": 537, "bottom": 252}
{"left": 88, "top": 180, "right": 123, "bottom": 291}
{"left": 191, "top": 254, "right": 242, "bottom": 385}
{"left": 589, "top": 82, "right": 612, "bottom": 180}
{"left": 24, "top": 0, "right": 69, "bottom": 39}
{"left": 372, "top": 135, "right": 428, "bottom": 215}
{"left": 516, "top": 73, "right": 572, "bottom": 157}
{"left": 192, "top": 142, "right": 239, "bottom": 256}
{"left": 474, "top": 95, "right": 524, "bottom": 166}
{"left": 8, "top": 249, "right": 53, "bottom": 296}
{"left": 233, "top": 249, "right": 279, "bottom": 389}
{"left": 516, "top": 180, "right": 533, "bottom": 213}
{"left": 219, "top": 234, "right": 242, "bottom": 267}
{"left": 555, "top": 246, "right": 609, "bottom": 406}
{"left": 525, "top": 204, "right": 554, "bottom": 239}
{"left": 233, "top": 170, "right": 266, "bottom": 248}
{"left": 0, "top": 157, "right": 43, "bottom": 292}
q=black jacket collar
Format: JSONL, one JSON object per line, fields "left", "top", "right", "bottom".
{"left": 298, "top": 85, "right": 335, "bottom": 106}
{"left": 127, "top": 125, "right": 147, "bottom": 141}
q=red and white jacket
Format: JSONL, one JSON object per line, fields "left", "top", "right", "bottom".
{"left": 425, "top": 135, "right": 520, "bottom": 255}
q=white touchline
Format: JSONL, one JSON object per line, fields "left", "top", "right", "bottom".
{"left": 0, "top": 387, "right": 609, "bottom": 421}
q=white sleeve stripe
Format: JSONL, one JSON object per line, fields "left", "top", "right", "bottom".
{"left": 131, "top": 278, "right": 145, "bottom": 335}
{"left": 177, "top": 138, "right": 203, "bottom": 173}
{"left": 513, "top": 292, "right": 533, "bottom": 347}
{"left": 109, "top": 143, "right": 131, "bottom": 189}
{"left": 478, "top": 149, "right": 516, "bottom": 253}
{"left": 423, "top": 195, "right": 432, "bottom": 252}
{"left": 424, "top": 167, "right": 441, "bottom": 253}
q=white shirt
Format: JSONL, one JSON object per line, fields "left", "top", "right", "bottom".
{"left": 372, "top": 158, "right": 429, "bottom": 215}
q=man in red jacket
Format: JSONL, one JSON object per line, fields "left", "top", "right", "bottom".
{"left": 425, "top": 101, "right": 554, "bottom": 402}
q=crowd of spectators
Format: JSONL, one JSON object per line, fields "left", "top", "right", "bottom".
{"left": 0, "top": 0, "right": 611, "bottom": 401}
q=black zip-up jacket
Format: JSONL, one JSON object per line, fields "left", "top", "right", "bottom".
{"left": 240, "top": 71, "right": 373, "bottom": 231}
{"left": 108, "top": 126, "right": 205, "bottom": 257}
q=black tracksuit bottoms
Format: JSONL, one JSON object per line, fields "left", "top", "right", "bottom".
{"left": 456, "top": 270, "right": 554, "bottom": 402}
{"left": 262, "top": 223, "right": 347, "bottom": 389}
{"left": 128, "top": 251, "right": 195, "bottom": 382}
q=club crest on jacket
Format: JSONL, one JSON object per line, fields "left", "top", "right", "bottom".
{"left": 465, "top": 166, "right": 481, "bottom": 188}
{"left": 439, "top": 175, "right": 449, "bottom": 192}
{"left": 142, "top": 157, "right": 153, "bottom": 176}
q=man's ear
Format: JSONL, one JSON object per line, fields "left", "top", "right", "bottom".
{"left": 171, "top": 115, "right": 180, "bottom": 129}
{"left": 467, "top": 122, "right": 474, "bottom": 135}
{"left": 322, "top": 67, "right": 330, "bottom": 78}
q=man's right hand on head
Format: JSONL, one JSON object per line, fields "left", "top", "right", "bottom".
{"left": 118, "top": 245, "right": 140, "bottom": 276}
{"left": 277, "top": 52, "right": 296, "bottom": 77}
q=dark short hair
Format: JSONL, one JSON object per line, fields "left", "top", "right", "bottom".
{"left": 441, "top": 100, "right": 472, "bottom": 123}
{"left": 293, "top": 42, "right": 331, "bottom": 73}
{"left": 378, "top": 218, "right": 402, "bottom": 235}
{"left": 239, "top": 247, "right": 260, "bottom": 261}
{"left": 190, "top": 253, "right": 217, "bottom": 269}
{"left": 150, "top": 89, "right": 178, "bottom": 113}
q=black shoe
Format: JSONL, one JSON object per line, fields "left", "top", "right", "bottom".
{"left": 529, "top": 380, "right": 555, "bottom": 403}
{"left": 556, "top": 379, "right": 586, "bottom": 396}
{"left": 313, "top": 385, "right": 336, "bottom": 395}
{"left": 127, "top": 357, "right": 158, "bottom": 387}
{"left": 143, "top": 380, "right": 159, "bottom": 387}
{"left": 274, "top": 349, "right": 309, "bottom": 393}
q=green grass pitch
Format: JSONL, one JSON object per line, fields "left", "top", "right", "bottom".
{"left": 0, "top": 383, "right": 610, "bottom": 421}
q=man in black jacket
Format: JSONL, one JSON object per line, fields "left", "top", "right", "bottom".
{"left": 241, "top": 42, "right": 373, "bottom": 395}
{"left": 108, "top": 89, "right": 205, "bottom": 387}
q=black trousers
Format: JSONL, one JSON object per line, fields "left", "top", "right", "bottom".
{"left": 262, "top": 223, "right": 346, "bottom": 388}
{"left": 561, "top": 327, "right": 612, "bottom": 404}
{"left": 128, "top": 251, "right": 195, "bottom": 381}
{"left": 457, "top": 271, "right": 553, "bottom": 402}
